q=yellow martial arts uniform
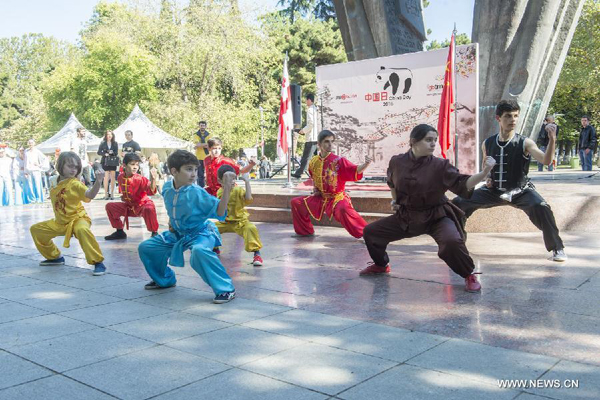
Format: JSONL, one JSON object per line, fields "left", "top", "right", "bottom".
{"left": 216, "top": 185, "right": 262, "bottom": 252}
{"left": 30, "top": 177, "right": 104, "bottom": 265}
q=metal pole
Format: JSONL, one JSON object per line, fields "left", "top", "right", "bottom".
{"left": 259, "top": 106, "right": 264, "bottom": 157}
{"left": 283, "top": 52, "right": 294, "bottom": 188}
{"left": 453, "top": 24, "right": 459, "bottom": 168}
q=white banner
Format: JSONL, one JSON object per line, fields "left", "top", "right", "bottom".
{"left": 316, "top": 44, "right": 479, "bottom": 176}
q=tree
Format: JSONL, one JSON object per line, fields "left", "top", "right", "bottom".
{"left": 426, "top": 33, "right": 471, "bottom": 50}
{"left": 45, "top": 30, "right": 158, "bottom": 134}
{"left": 262, "top": 14, "right": 346, "bottom": 97}
{"left": 277, "top": 0, "right": 314, "bottom": 24}
{"left": 313, "top": 0, "right": 336, "bottom": 21}
{"left": 549, "top": 0, "right": 599, "bottom": 151}
{"left": 0, "top": 34, "right": 75, "bottom": 145}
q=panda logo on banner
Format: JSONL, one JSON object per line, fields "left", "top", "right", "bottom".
{"left": 376, "top": 67, "right": 413, "bottom": 95}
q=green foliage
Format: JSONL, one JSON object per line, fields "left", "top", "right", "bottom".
{"left": 262, "top": 14, "right": 347, "bottom": 97}
{"left": 1, "top": 1, "right": 345, "bottom": 158}
{"left": 0, "top": 34, "right": 75, "bottom": 145}
{"left": 277, "top": 0, "right": 336, "bottom": 23}
{"left": 277, "top": 0, "right": 314, "bottom": 23}
{"left": 549, "top": 0, "right": 599, "bottom": 141}
{"left": 426, "top": 33, "right": 471, "bottom": 50}
{"left": 45, "top": 30, "right": 158, "bottom": 134}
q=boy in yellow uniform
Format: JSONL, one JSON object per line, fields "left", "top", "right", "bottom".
{"left": 30, "top": 151, "right": 107, "bottom": 275}
{"left": 216, "top": 165, "right": 263, "bottom": 266}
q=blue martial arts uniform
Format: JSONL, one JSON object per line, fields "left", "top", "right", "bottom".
{"left": 138, "top": 181, "right": 234, "bottom": 295}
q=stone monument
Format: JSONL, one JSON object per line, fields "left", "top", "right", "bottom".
{"left": 333, "top": 0, "right": 427, "bottom": 61}
{"left": 473, "top": 0, "right": 585, "bottom": 141}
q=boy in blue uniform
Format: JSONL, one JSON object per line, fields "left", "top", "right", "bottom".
{"left": 138, "top": 150, "right": 237, "bottom": 304}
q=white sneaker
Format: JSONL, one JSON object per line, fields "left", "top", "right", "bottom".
{"left": 552, "top": 249, "right": 568, "bottom": 262}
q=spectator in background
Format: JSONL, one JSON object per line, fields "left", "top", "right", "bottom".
{"left": 97, "top": 130, "right": 120, "bottom": 199}
{"left": 292, "top": 93, "right": 319, "bottom": 179}
{"left": 537, "top": 115, "right": 559, "bottom": 172}
{"left": 193, "top": 121, "right": 212, "bottom": 187}
{"left": 259, "top": 156, "right": 271, "bottom": 179}
{"left": 148, "top": 153, "right": 161, "bottom": 179}
{"left": 0, "top": 145, "right": 16, "bottom": 206}
{"left": 71, "top": 127, "right": 92, "bottom": 186}
{"left": 139, "top": 155, "right": 150, "bottom": 179}
{"left": 91, "top": 158, "right": 102, "bottom": 184}
{"left": 24, "top": 139, "right": 46, "bottom": 203}
{"left": 237, "top": 152, "right": 250, "bottom": 181}
{"left": 14, "top": 147, "right": 34, "bottom": 205}
{"left": 122, "top": 130, "right": 142, "bottom": 156}
{"left": 578, "top": 116, "right": 596, "bottom": 171}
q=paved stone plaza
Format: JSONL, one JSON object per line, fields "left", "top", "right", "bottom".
{"left": 0, "top": 172, "right": 599, "bottom": 399}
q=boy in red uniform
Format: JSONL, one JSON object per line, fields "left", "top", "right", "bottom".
{"left": 204, "top": 138, "right": 255, "bottom": 196}
{"left": 291, "top": 130, "right": 372, "bottom": 238}
{"left": 105, "top": 153, "right": 159, "bottom": 240}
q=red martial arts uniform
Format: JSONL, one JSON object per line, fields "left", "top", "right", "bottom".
{"left": 291, "top": 152, "right": 367, "bottom": 238}
{"left": 204, "top": 155, "right": 240, "bottom": 196}
{"left": 105, "top": 173, "right": 159, "bottom": 232}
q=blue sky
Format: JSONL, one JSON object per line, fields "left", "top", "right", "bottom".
{"left": 0, "top": 0, "right": 475, "bottom": 45}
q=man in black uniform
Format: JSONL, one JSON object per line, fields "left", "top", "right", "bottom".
{"left": 453, "top": 100, "right": 566, "bottom": 262}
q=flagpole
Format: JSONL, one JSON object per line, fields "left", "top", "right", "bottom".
{"left": 283, "top": 52, "right": 295, "bottom": 188}
{"left": 453, "top": 23, "right": 459, "bottom": 168}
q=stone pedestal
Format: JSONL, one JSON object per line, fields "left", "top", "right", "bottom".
{"left": 333, "top": 0, "right": 426, "bottom": 61}
{"left": 473, "top": 0, "right": 585, "bottom": 141}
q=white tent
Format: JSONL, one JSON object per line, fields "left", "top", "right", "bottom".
{"left": 113, "top": 105, "right": 191, "bottom": 157}
{"left": 37, "top": 114, "right": 101, "bottom": 155}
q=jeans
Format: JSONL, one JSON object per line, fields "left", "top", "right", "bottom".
{"left": 28, "top": 171, "right": 44, "bottom": 203}
{"left": 579, "top": 149, "right": 593, "bottom": 171}
{"left": 537, "top": 146, "right": 554, "bottom": 171}
{"left": 82, "top": 165, "right": 92, "bottom": 186}
{"left": 196, "top": 159, "right": 205, "bottom": 187}
{"left": 0, "top": 176, "right": 14, "bottom": 206}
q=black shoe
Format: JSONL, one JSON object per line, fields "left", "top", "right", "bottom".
{"left": 291, "top": 174, "right": 302, "bottom": 179}
{"left": 151, "top": 231, "right": 158, "bottom": 237}
{"left": 39, "top": 256, "right": 65, "bottom": 266}
{"left": 213, "top": 291, "right": 236, "bottom": 304}
{"left": 105, "top": 230, "right": 127, "bottom": 240}
{"left": 144, "top": 281, "right": 176, "bottom": 290}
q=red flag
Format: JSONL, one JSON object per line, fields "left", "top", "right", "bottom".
{"left": 277, "top": 57, "right": 293, "bottom": 160}
{"left": 437, "top": 33, "right": 455, "bottom": 160}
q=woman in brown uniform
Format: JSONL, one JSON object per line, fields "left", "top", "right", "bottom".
{"left": 361, "top": 124, "right": 496, "bottom": 292}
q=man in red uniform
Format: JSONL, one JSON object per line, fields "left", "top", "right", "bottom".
{"left": 291, "top": 130, "right": 372, "bottom": 238}
{"left": 105, "top": 153, "right": 159, "bottom": 240}
{"left": 204, "top": 138, "right": 255, "bottom": 196}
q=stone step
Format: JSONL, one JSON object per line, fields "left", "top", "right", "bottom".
{"left": 247, "top": 194, "right": 600, "bottom": 233}
{"left": 247, "top": 206, "right": 390, "bottom": 227}
{"left": 251, "top": 193, "right": 394, "bottom": 214}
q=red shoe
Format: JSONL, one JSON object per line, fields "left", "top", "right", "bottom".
{"left": 359, "top": 262, "right": 391, "bottom": 275}
{"left": 253, "top": 254, "right": 263, "bottom": 266}
{"left": 465, "top": 273, "right": 481, "bottom": 292}
{"left": 213, "top": 247, "right": 221, "bottom": 256}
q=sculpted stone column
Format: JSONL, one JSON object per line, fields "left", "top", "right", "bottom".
{"left": 473, "top": 0, "right": 585, "bottom": 141}
{"left": 333, "top": 0, "right": 427, "bottom": 61}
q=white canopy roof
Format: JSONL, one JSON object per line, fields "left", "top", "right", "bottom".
{"left": 37, "top": 114, "right": 101, "bottom": 154}
{"left": 113, "top": 105, "right": 190, "bottom": 150}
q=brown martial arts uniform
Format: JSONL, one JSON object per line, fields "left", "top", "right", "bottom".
{"left": 363, "top": 151, "right": 475, "bottom": 278}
